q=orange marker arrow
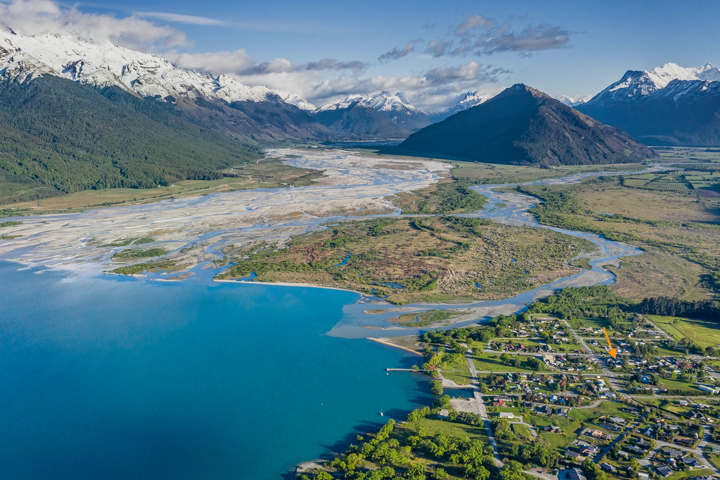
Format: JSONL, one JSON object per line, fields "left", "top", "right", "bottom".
{"left": 603, "top": 327, "right": 617, "bottom": 359}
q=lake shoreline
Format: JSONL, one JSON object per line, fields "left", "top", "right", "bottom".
{"left": 367, "top": 337, "right": 424, "bottom": 356}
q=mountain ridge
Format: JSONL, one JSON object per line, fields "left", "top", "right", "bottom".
{"left": 389, "top": 84, "right": 655, "bottom": 166}
{"left": 577, "top": 62, "right": 720, "bottom": 145}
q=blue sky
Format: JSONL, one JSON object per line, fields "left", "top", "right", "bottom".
{"left": 3, "top": 0, "right": 719, "bottom": 110}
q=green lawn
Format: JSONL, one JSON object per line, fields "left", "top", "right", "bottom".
{"left": 707, "top": 454, "right": 720, "bottom": 471}
{"left": 441, "top": 359, "right": 472, "bottom": 385}
{"left": 666, "top": 469, "right": 715, "bottom": 480}
{"left": 657, "top": 377, "right": 702, "bottom": 394}
{"left": 650, "top": 315, "right": 720, "bottom": 349}
{"left": 473, "top": 355, "right": 542, "bottom": 373}
{"left": 511, "top": 423, "right": 533, "bottom": 441}
{"left": 407, "top": 418, "right": 490, "bottom": 445}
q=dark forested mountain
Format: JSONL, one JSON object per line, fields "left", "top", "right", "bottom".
{"left": 0, "top": 75, "right": 261, "bottom": 201}
{"left": 577, "top": 64, "right": 720, "bottom": 146}
{"left": 389, "top": 84, "right": 655, "bottom": 166}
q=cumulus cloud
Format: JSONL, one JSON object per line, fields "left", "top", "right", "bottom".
{"left": 378, "top": 39, "right": 423, "bottom": 63}
{"left": 0, "top": 0, "right": 189, "bottom": 49}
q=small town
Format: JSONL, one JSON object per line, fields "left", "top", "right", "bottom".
{"left": 300, "top": 286, "right": 720, "bottom": 480}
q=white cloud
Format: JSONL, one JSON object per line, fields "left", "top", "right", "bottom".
{"left": 279, "top": 61, "right": 508, "bottom": 111}
{"left": 0, "top": 0, "right": 189, "bottom": 49}
{"left": 136, "top": 12, "right": 225, "bottom": 26}
{"left": 378, "top": 39, "right": 423, "bottom": 63}
{"left": 167, "top": 49, "right": 255, "bottom": 73}
{"left": 0, "top": 0, "right": 511, "bottom": 112}
{"left": 455, "top": 15, "right": 495, "bottom": 35}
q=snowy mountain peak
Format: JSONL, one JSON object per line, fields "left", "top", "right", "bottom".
{"left": 427, "top": 91, "right": 488, "bottom": 123}
{"left": 0, "top": 28, "right": 314, "bottom": 109}
{"left": 587, "top": 63, "right": 720, "bottom": 106}
{"left": 317, "top": 91, "right": 420, "bottom": 113}
{"left": 556, "top": 94, "right": 593, "bottom": 107}
{"left": 648, "top": 62, "right": 720, "bottom": 88}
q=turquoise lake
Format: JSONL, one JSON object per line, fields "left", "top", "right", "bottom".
{"left": 0, "top": 261, "right": 431, "bottom": 480}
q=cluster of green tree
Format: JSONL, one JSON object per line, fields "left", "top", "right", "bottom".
{"left": 109, "top": 259, "right": 175, "bottom": 275}
{"left": 0, "top": 76, "right": 260, "bottom": 203}
{"left": 529, "top": 286, "right": 632, "bottom": 320}
{"left": 0, "top": 220, "right": 20, "bottom": 228}
{"left": 492, "top": 418, "right": 513, "bottom": 441}
{"left": 429, "top": 380, "right": 443, "bottom": 395}
{"left": 581, "top": 458, "right": 609, "bottom": 480}
{"left": 633, "top": 342, "right": 659, "bottom": 359}
{"left": 419, "top": 345, "right": 464, "bottom": 375}
{"left": 411, "top": 183, "right": 487, "bottom": 215}
{"left": 504, "top": 438, "right": 560, "bottom": 469}
{"left": 111, "top": 247, "right": 169, "bottom": 260}
{"left": 299, "top": 413, "right": 496, "bottom": 480}
{"left": 636, "top": 296, "right": 720, "bottom": 322}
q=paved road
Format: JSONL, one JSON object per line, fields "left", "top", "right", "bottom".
{"left": 466, "top": 349, "right": 504, "bottom": 468}
{"left": 523, "top": 468, "right": 558, "bottom": 480}
{"left": 562, "top": 319, "right": 593, "bottom": 354}
{"left": 646, "top": 436, "right": 719, "bottom": 474}
{"left": 594, "top": 413, "right": 646, "bottom": 462}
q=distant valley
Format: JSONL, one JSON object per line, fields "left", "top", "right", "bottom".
{"left": 1, "top": 25, "right": 720, "bottom": 206}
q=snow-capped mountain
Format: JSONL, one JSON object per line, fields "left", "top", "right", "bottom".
{"left": 0, "top": 28, "right": 282, "bottom": 104}
{"left": 428, "top": 91, "right": 487, "bottom": 123}
{"left": 556, "top": 94, "right": 593, "bottom": 107}
{"left": 577, "top": 63, "right": 720, "bottom": 146}
{"left": 277, "top": 91, "right": 317, "bottom": 111}
{"left": 584, "top": 63, "right": 720, "bottom": 106}
{"left": 0, "top": 27, "right": 329, "bottom": 143}
{"left": 318, "top": 91, "right": 419, "bottom": 113}
{"left": 316, "top": 91, "right": 429, "bottom": 131}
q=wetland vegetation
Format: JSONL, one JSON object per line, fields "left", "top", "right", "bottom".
{"left": 507, "top": 163, "right": 720, "bottom": 302}
{"left": 216, "top": 216, "right": 595, "bottom": 304}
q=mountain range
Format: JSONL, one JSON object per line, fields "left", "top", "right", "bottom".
{"left": 389, "top": 84, "right": 655, "bottom": 166}
{"left": 576, "top": 63, "right": 720, "bottom": 145}
{"left": 311, "top": 92, "right": 429, "bottom": 139}
{"left": 2, "top": 26, "right": 719, "bottom": 203}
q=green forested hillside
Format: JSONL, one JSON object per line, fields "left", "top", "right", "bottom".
{"left": 0, "top": 75, "right": 261, "bottom": 203}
